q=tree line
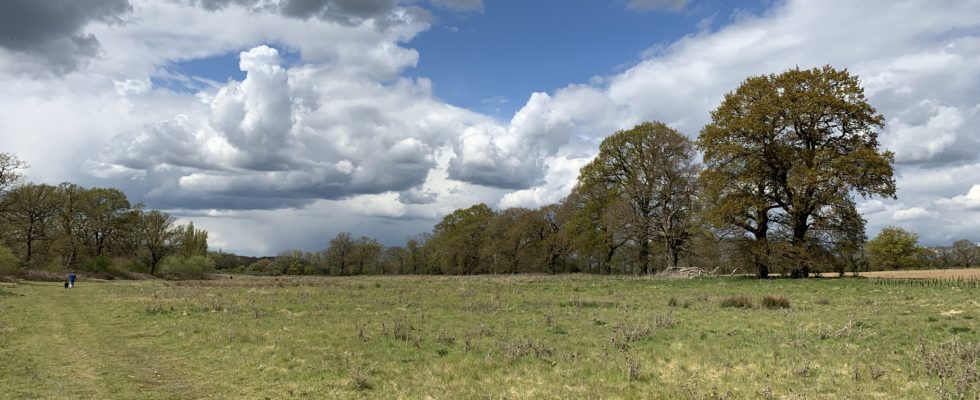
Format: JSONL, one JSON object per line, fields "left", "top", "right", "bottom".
{"left": 0, "top": 152, "right": 209, "bottom": 277}
{"left": 227, "top": 66, "right": 973, "bottom": 278}
{"left": 866, "top": 226, "right": 979, "bottom": 271}
{"left": 6, "top": 66, "right": 973, "bottom": 279}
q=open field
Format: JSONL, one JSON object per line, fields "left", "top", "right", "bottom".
{"left": 859, "top": 268, "right": 980, "bottom": 279}
{"left": 1, "top": 275, "right": 978, "bottom": 399}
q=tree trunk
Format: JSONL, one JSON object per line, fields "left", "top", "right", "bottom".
{"left": 663, "top": 234, "right": 682, "bottom": 271}
{"left": 638, "top": 239, "right": 651, "bottom": 275}
{"left": 604, "top": 245, "right": 616, "bottom": 274}
{"left": 789, "top": 213, "right": 810, "bottom": 278}
{"left": 148, "top": 253, "right": 161, "bottom": 275}
{"left": 754, "top": 233, "right": 770, "bottom": 279}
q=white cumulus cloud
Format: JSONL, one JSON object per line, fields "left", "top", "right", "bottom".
{"left": 3, "top": 0, "right": 980, "bottom": 254}
{"left": 938, "top": 184, "right": 980, "bottom": 210}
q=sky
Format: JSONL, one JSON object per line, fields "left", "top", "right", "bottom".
{"left": 0, "top": 0, "right": 978, "bottom": 256}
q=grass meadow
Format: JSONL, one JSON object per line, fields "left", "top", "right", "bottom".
{"left": 0, "top": 274, "right": 977, "bottom": 399}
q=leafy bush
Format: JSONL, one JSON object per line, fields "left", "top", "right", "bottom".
{"left": 115, "top": 257, "right": 146, "bottom": 274}
{"left": 761, "top": 295, "right": 791, "bottom": 309}
{"left": 159, "top": 255, "right": 215, "bottom": 279}
{"left": 0, "top": 245, "right": 19, "bottom": 276}
{"left": 84, "top": 255, "right": 112, "bottom": 273}
{"left": 720, "top": 296, "right": 754, "bottom": 309}
{"left": 245, "top": 259, "right": 281, "bottom": 276}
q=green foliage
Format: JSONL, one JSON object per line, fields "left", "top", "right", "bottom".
{"left": 403, "top": 236, "right": 428, "bottom": 275}
{"left": 478, "top": 206, "right": 570, "bottom": 274}
{"left": 351, "top": 237, "right": 382, "bottom": 274}
{"left": 325, "top": 232, "right": 355, "bottom": 275}
{"left": 78, "top": 187, "right": 131, "bottom": 257}
{"left": 699, "top": 65, "right": 895, "bottom": 277}
{"left": 272, "top": 250, "right": 309, "bottom": 275}
{"left": 0, "top": 245, "right": 20, "bottom": 276}
{"left": 562, "top": 184, "right": 627, "bottom": 274}
{"left": 139, "top": 210, "right": 181, "bottom": 275}
{"left": 84, "top": 255, "right": 113, "bottom": 273}
{"left": 210, "top": 251, "right": 261, "bottom": 271}
{"left": 0, "top": 153, "right": 210, "bottom": 279}
{"left": 159, "top": 255, "right": 215, "bottom": 279}
{"left": 867, "top": 226, "right": 922, "bottom": 270}
{"left": 381, "top": 246, "right": 409, "bottom": 275}
{"left": 0, "top": 151, "right": 28, "bottom": 193}
{"left": 950, "top": 239, "right": 978, "bottom": 268}
{"left": 177, "top": 222, "right": 209, "bottom": 258}
{"left": 116, "top": 257, "right": 148, "bottom": 274}
{"left": 245, "top": 259, "right": 279, "bottom": 275}
{"left": 3, "top": 183, "right": 60, "bottom": 263}
{"left": 577, "top": 121, "right": 700, "bottom": 273}
{"left": 428, "top": 204, "right": 495, "bottom": 274}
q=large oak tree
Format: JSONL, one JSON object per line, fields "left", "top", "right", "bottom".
{"left": 699, "top": 66, "right": 896, "bottom": 278}
{"left": 578, "top": 122, "right": 700, "bottom": 274}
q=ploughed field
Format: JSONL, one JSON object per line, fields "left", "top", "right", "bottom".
{"left": 0, "top": 275, "right": 977, "bottom": 399}
{"left": 859, "top": 267, "right": 980, "bottom": 279}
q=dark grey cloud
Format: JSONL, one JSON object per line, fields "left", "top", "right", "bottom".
{"left": 146, "top": 183, "right": 315, "bottom": 210}
{"left": 447, "top": 157, "right": 542, "bottom": 190}
{"left": 625, "top": 0, "right": 688, "bottom": 12}
{"left": 427, "top": 0, "right": 482, "bottom": 12}
{"left": 348, "top": 153, "right": 434, "bottom": 194}
{"left": 281, "top": 0, "right": 395, "bottom": 20}
{"left": 0, "top": 0, "right": 132, "bottom": 75}
{"left": 183, "top": 0, "right": 425, "bottom": 25}
{"left": 188, "top": 0, "right": 266, "bottom": 11}
{"left": 100, "top": 118, "right": 221, "bottom": 171}
{"left": 398, "top": 187, "right": 438, "bottom": 204}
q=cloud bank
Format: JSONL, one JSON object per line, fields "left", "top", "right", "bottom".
{"left": 1, "top": 0, "right": 978, "bottom": 254}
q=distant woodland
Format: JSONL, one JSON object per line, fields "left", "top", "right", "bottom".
{"left": 0, "top": 152, "right": 208, "bottom": 278}
{"left": 2, "top": 66, "right": 977, "bottom": 279}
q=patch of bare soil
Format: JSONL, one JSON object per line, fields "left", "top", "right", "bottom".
{"left": 858, "top": 268, "right": 980, "bottom": 279}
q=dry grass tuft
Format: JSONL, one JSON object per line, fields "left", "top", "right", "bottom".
{"left": 761, "top": 295, "right": 790, "bottom": 309}
{"left": 720, "top": 296, "right": 753, "bottom": 309}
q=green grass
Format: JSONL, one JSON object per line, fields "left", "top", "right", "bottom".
{"left": 0, "top": 275, "right": 977, "bottom": 399}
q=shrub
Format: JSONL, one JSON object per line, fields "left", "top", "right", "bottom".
{"left": 762, "top": 295, "right": 791, "bottom": 309}
{"left": 0, "top": 245, "right": 19, "bottom": 276}
{"left": 84, "top": 255, "right": 112, "bottom": 273}
{"left": 502, "top": 338, "right": 552, "bottom": 363}
{"left": 245, "top": 259, "right": 280, "bottom": 276}
{"left": 720, "top": 296, "right": 754, "bottom": 309}
{"left": 625, "top": 353, "right": 641, "bottom": 381}
{"left": 918, "top": 338, "right": 980, "bottom": 399}
{"left": 159, "top": 255, "right": 215, "bottom": 279}
{"left": 655, "top": 311, "right": 677, "bottom": 329}
{"left": 113, "top": 257, "right": 146, "bottom": 274}
{"left": 348, "top": 362, "right": 372, "bottom": 390}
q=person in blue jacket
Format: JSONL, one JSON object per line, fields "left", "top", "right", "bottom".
{"left": 68, "top": 272, "right": 76, "bottom": 289}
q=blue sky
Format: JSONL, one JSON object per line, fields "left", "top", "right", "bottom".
{"left": 2, "top": 0, "right": 979, "bottom": 255}
{"left": 406, "top": 0, "right": 768, "bottom": 117}
{"left": 167, "top": 0, "right": 772, "bottom": 118}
